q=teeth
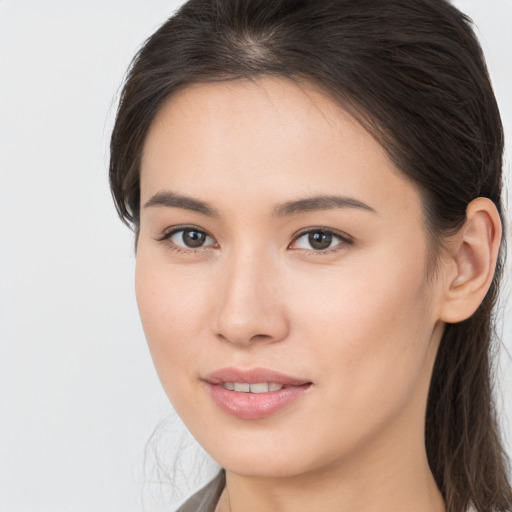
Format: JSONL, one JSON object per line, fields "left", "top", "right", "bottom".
{"left": 222, "top": 382, "right": 284, "bottom": 393}
{"left": 250, "top": 383, "right": 269, "bottom": 393}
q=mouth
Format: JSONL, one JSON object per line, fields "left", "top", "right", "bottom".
{"left": 203, "top": 367, "right": 312, "bottom": 420}
{"left": 220, "top": 382, "right": 288, "bottom": 393}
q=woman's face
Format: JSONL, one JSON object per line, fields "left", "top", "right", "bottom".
{"left": 136, "top": 77, "right": 447, "bottom": 478}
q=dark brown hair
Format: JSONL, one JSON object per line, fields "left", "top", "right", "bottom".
{"left": 109, "top": 1, "right": 511, "bottom": 510}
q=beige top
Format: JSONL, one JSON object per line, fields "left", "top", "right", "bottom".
{"left": 176, "top": 471, "right": 226, "bottom": 512}
{"left": 175, "top": 471, "right": 477, "bottom": 512}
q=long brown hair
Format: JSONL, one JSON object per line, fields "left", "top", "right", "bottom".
{"left": 109, "top": 1, "right": 511, "bottom": 510}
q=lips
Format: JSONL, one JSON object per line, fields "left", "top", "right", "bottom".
{"left": 203, "top": 367, "right": 312, "bottom": 420}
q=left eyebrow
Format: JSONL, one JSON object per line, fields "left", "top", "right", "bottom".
{"left": 272, "top": 195, "right": 377, "bottom": 217}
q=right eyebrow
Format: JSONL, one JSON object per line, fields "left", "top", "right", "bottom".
{"left": 143, "top": 190, "right": 219, "bottom": 217}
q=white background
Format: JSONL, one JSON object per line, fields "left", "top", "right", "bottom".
{"left": 0, "top": 1, "right": 510, "bottom": 511}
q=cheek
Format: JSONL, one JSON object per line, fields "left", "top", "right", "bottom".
{"left": 287, "top": 247, "right": 435, "bottom": 420}
{"left": 134, "top": 252, "right": 212, "bottom": 389}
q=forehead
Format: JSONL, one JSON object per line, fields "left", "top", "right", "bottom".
{"left": 140, "top": 77, "right": 422, "bottom": 219}
{"left": 143, "top": 77, "right": 385, "bottom": 165}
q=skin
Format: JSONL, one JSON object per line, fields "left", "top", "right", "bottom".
{"left": 135, "top": 77, "right": 500, "bottom": 512}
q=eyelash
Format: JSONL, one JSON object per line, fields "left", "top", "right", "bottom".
{"left": 289, "top": 228, "right": 353, "bottom": 254}
{"left": 156, "top": 225, "right": 218, "bottom": 254}
{"left": 156, "top": 226, "right": 353, "bottom": 255}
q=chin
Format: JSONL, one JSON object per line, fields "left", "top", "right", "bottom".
{"left": 194, "top": 424, "right": 352, "bottom": 480}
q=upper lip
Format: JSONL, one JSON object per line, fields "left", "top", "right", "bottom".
{"left": 204, "top": 367, "right": 311, "bottom": 386}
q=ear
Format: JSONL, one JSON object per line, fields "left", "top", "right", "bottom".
{"left": 439, "top": 197, "right": 502, "bottom": 323}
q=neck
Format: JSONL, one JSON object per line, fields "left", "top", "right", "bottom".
{"left": 217, "top": 438, "right": 445, "bottom": 512}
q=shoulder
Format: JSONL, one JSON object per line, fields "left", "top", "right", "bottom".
{"left": 175, "top": 470, "right": 226, "bottom": 512}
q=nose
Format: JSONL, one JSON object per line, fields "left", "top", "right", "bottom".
{"left": 214, "top": 251, "right": 290, "bottom": 347}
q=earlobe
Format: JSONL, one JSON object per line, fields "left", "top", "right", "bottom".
{"left": 439, "top": 197, "right": 502, "bottom": 323}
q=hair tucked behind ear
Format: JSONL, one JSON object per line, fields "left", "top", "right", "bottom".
{"left": 109, "top": 1, "right": 511, "bottom": 510}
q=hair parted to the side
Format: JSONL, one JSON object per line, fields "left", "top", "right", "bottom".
{"left": 109, "top": 1, "right": 511, "bottom": 511}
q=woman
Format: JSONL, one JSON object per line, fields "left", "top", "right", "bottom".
{"left": 109, "top": 0, "right": 511, "bottom": 511}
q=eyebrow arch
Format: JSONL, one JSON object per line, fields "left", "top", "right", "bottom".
{"left": 143, "top": 190, "right": 219, "bottom": 217}
{"left": 273, "top": 195, "right": 377, "bottom": 217}
{"left": 143, "top": 190, "right": 376, "bottom": 218}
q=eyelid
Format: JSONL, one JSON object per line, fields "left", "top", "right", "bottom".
{"left": 156, "top": 224, "right": 218, "bottom": 249}
{"left": 288, "top": 227, "right": 353, "bottom": 252}
{"left": 157, "top": 224, "right": 206, "bottom": 241}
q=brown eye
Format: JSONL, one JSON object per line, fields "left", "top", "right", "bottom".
{"left": 290, "top": 229, "right": 352, "bottom": 252}
{"left": 168, "top": 228, "right": 214, "bottom": 249}
{"left": 308, "top": 231, "right": 333, "bottom": 250}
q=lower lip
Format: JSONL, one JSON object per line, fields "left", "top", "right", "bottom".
{"left": 206, "top": 383, "right": 311, "bottom": 420}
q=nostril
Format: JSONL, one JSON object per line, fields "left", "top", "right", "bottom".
{"left": 215, "top": 323, "right": 288, "bottom": 347}
{"left": 214, "top": 272, "right": 290, "bottom": 345}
